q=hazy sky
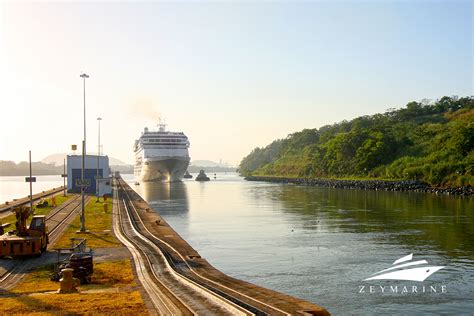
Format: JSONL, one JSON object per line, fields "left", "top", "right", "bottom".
{"left": 0, "top": 1, "right": 472, "bottom": 165}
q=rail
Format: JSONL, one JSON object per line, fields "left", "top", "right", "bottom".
{"left": 115, "top": 176, "right": 328, "bottom": 315}
{"left": 0, "top": 186, "right": 66, "bottom": 213}
{"left": 115, "top": 178, "right": 252, "bottom": 315}
{"left": 0, "top": 195, "right": 85, "bottom": 290}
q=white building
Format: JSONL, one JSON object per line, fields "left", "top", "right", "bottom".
{"left": 67, "top": 155, "right": 112, "bottom": 196}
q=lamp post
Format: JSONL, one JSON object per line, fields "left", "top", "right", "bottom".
{"left": 79, "top": 72, "right": 89, "bottom": 233}
{"left": 96, "top": 117, "right": 102, "bottom": 202}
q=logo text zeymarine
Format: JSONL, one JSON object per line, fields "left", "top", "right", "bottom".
{"left": 359, "top": 285, "right": 447, "bottom": 294}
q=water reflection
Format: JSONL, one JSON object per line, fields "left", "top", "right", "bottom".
{"left": 135, "top": 181, "right": 189, "bottom": 217}
{"left": 269, "top": 185, "right": 474, "bottom": 260}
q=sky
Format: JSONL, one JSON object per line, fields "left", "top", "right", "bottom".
{"left": 0, "top": 1, "right": 472, "bottom": 166}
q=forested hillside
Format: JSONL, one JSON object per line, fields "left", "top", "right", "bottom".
{"left": 239, "top": 96, "right": 473, "bottom": 186}
{"left": 0, "top": 161, "right": 63, "bottom": 176}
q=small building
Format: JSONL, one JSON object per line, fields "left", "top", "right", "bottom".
{"left": 67, "top": 155, "right": 112, "bottom": 196}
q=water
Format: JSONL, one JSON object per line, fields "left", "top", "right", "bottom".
{"left": 2, "top": 173, "right": 472, "bottom": 313}
{"left": 0, "top": 175, "right": 65, "bottom": 203}
{"left": 123, "top": 173, "right": 474, "bottom": 315}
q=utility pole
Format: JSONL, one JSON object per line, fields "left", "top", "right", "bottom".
{"left": 80, "top": 72, "right": 89, "bottom": 232}
{"left": 96, "top": 117, "right": 102, "bottom": 202}
{"left": 29, "top": 150, "right": 33, "bottom": 212}
{"left": 24, "top": 151, "right": 36, "bottom": 214}
{"left": 63, "top": 158, "right": 66, "bottom": 197}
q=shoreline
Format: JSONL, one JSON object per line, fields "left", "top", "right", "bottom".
{"left": 244, "top": 175, "right": 473, "bottom": 196}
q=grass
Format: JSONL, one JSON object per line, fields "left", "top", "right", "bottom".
{"left": 11, "top": 260, "right": 137, "bottom": 294}
{"left": 0, "top": 195, "right": 72, "bottom": 229}
{"left": 0, "top": 260, "right": 147, "bottom": 315}
{"left": 0, "top": 292, "right": 146, "bottom": 315}
{"left": 54, "top": 197, "right": 121, "bottom": 249}
{"left": 0, "top": 197, "right": 149, "bottom": 315}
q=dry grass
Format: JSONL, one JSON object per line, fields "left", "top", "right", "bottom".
{"left": 12, "top": 260, "right": 137, "bottom": 294}
{"left": 0, "top": 196, "right": 149, "bottom": 315}
{"left": 1, "top": 260, "right": 147, "bottom": 315}
{"left": 54, "top": 197, "right": 120, "bottom": 249}
{"left": 11, "top": 264, "right": 58, "bottom": 294}
{"left": 82, "top": 260, "right": 137, "bottom": 289}
{"left": 0, "top": 291, "right": 146, "bottom": 315}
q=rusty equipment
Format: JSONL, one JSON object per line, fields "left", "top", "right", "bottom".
{"left": 0, "top": 223, "right": 11, "bottom": 236}
{"left": 52, "top": 238, "right": 93, "bottom": 284}
{"left": 36, "top": 199, "right": 49, "bottom": 208}
{"left": 0, "top": 206, "right": 49, "bottom": 257}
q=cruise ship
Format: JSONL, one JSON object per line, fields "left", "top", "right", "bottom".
{"left": 134, "top": 122, "right": 190, "bottom": 182}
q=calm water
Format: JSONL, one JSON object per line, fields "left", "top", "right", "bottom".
{"left": 1, "top": 174, "right": 472, "bottom": 314}
{"left": 123, "top": 173, "right": 474, "bottom": 315}
{"left": 0, "top": 175, "right": 65, "bottom": 203}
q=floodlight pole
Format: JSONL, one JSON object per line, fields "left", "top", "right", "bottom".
{"left": 80, "top": 72, "right": 89, "bottom": 232}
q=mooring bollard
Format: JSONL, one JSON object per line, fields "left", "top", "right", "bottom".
{"left": 57, "top": 268, "right": 80, "bottom": 293}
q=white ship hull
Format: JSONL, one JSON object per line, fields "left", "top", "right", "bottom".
{"left": 135, "top": 157, "right": 190, "bottom": 182}
{"left": 134, "top": 123, "right": 190, "bottom": 183}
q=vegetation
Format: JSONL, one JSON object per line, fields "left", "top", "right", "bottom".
{"left": 1, "top": 260, "right": 146, "bottom": 315}
{"left": 239, "top": 96, "right": 474, "bottom": 187}
{"left": 0, "top": 160, "right": 132, "bottom": 176}
{"left": 55, "top": 197, "right": 120, "bottom": 249}
{"left": 0, "top": 197, "right": 146, "bottom": 314}
{"left": 0, "top": 161, "right": 63, "bottom": 176}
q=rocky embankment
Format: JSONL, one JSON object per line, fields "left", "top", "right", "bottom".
{"left": 244, "top": 176, "right": 473, "bottom": 196}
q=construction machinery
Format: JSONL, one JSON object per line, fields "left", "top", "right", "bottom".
{"left": 0, "top": 206, "right": 49, "bottom": 257}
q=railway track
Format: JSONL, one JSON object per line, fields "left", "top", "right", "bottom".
{"left": 0, "top": 195, "right": 86, "bottom": 291}
{"left": 0, "top": 186, "right": 66, "bottom": 214}
{"left": 115, "top": 177, "right": 311, "bottom": 315}
{"left": 115, "top": 179, "right": 250, "bottom": 315}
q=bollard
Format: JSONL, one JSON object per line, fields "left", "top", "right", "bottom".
{"left": 57, "top": 268, "right": 80, "bottom": 293}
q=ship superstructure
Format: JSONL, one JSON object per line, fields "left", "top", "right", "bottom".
{"left": 134, "top": 122, "right": 190, "bottom": 182}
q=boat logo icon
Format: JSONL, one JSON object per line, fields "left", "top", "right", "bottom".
{"left": 363, "top": 253, "right": 445, "bottom": 282}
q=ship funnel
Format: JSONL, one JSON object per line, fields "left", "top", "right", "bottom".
{"left": 144, "top": 127, "right": 149, "bottom": 133}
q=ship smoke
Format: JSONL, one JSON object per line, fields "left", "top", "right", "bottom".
{"left": 127, "top": 96, "right": 161, "bottom": 122}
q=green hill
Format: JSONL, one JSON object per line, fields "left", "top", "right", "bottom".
{"left": 239, "top": 96, "right": 473, "bottom": 187}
